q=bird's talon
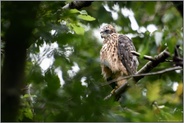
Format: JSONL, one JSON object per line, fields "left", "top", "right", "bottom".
{"left": 110, "top": 86, "right": 118, "bottom": 95}
{"left": 110, "top": 89, "right": 115, "bottom": 95}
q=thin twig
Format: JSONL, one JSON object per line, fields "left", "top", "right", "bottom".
{"left": 102, "top": 66, "right": 182, "bottom": 87}
{"left": 131, "top": 51, "right": 155, "bottom": 61}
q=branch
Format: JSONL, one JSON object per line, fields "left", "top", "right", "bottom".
{"left": 104, "top": 48, "right": 171, "bottom": 101}
{"left": 131, "top": 51, "right": 155, "bottom": 61}
{"left": 102, "top": 66, "right": 182, "bottom": 86}
{"left": 62, "top": 1, "right": 93, "bottom": 10}
{"left": 134, "top": 48, "right": 170, "bottom": 81}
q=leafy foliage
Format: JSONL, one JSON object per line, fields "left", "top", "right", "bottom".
{"left": 1, "top": 1, "right": 183, "bottom": 122}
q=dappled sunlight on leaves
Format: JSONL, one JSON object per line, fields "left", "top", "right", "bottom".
{"left": 1, "top": 1, "right": 182, "bottom": 122}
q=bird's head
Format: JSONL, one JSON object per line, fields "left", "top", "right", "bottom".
{"left": 100, "top": 24, "right": 116, "bottom": 38}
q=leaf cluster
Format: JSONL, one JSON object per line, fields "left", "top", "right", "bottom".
{"left": 1, "top": 1, "right": 183, "bottom": 122}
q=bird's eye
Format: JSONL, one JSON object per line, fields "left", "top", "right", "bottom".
{"left": 104, "top": 29, "right": 110, "bottom": 33}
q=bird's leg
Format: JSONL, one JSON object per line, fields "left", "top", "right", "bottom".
{"left": 106, "top": 76, "right": 121, "bottom": 95}
{"left": 111, "top": 79, "right": 127, "bottom": 94}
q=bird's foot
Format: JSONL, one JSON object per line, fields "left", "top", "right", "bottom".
{"left": 110, "top": 86, "right": 118, "bottom": 95}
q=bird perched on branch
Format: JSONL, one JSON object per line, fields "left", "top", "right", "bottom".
{"left": 100, "top": 24, "right": 139, "bottom": 92}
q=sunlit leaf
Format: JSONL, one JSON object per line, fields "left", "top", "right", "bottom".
{"left": 78, "top": 14, "right": 96, "bottom": 21}
{"left": 24, "top": 108, "right": 33, "bottom": 120}
{"left": 176, "top": 83, "right": 183, "bottom": 96}
{"left": 146, "top": 81, "right": 161, "bottom": 102}
{"left": 23, "top": 94, "right": 30, "bottom": 98}
{"left": 69, "top": 9, "right": 80, "bottom": 14}
{"left": 70, "top": 23, "right": 84, "bottom": 35}
{"left": 80, "top": 10, "right": 88, "bottom": 15}
{"left": 3, "top": 1, "right": 181, "bottom": 122}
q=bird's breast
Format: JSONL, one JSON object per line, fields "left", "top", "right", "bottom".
{"left": 100, "top": 38, "right": 128, "bottom": 75}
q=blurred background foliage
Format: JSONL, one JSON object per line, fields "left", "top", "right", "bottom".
{"left": 1, "top": 1, "right": 183, "bottom": 122}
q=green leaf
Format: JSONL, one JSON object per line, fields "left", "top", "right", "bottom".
{"left": 145, "top": 2, "right": 155, "bottom": 15}
{"left": 168, "top": 36, "right": 177, "bottom": 53}
{"left": 23, "top": 94, "right": 30, "bottom": 98}
{"left": 25, "top": 108, "right": 33, "bottom": 120}
{"left": 78, "top": 14, "right": 96, "bottom": 21}
{"left": 80, "top": 10, "right": 88, "bottom": 15}
{"left": 18, "top": 109, "right": 24, "bottom": 121}
{"left": 69, "top": 9, "right": 80, "bottom": 14}
{"left": 70, "top": 23, "right": 84, "bottom": 35}
{"left": 146, "top": 81, "right": 161, "bottom": 102}
{"left": 45, "top": 69, "right": 60, "bottom": 91}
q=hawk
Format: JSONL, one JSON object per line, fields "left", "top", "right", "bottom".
{"left": 100, "top": 24, "right": 139, "bottom": 90}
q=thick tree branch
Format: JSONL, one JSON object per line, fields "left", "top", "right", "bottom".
{"left": 62, "top": 1, "right": 93, "bottom": 10}
{"left": 133, "top": 49, "right": 170, "bottom": 81}
{"left": 1, "top": 2, "right": 40, "bottom": 121}
{"left": 104, "top": 48, "right": 171, "bottom": 101}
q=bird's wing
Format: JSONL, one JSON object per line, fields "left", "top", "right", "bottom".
{"left": 117, "top": 34, "right": 138, "bottom": 75}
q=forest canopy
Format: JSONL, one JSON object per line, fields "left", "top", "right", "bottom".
{"left": 1, "top": 1, "right": 183, "bottom": 122}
